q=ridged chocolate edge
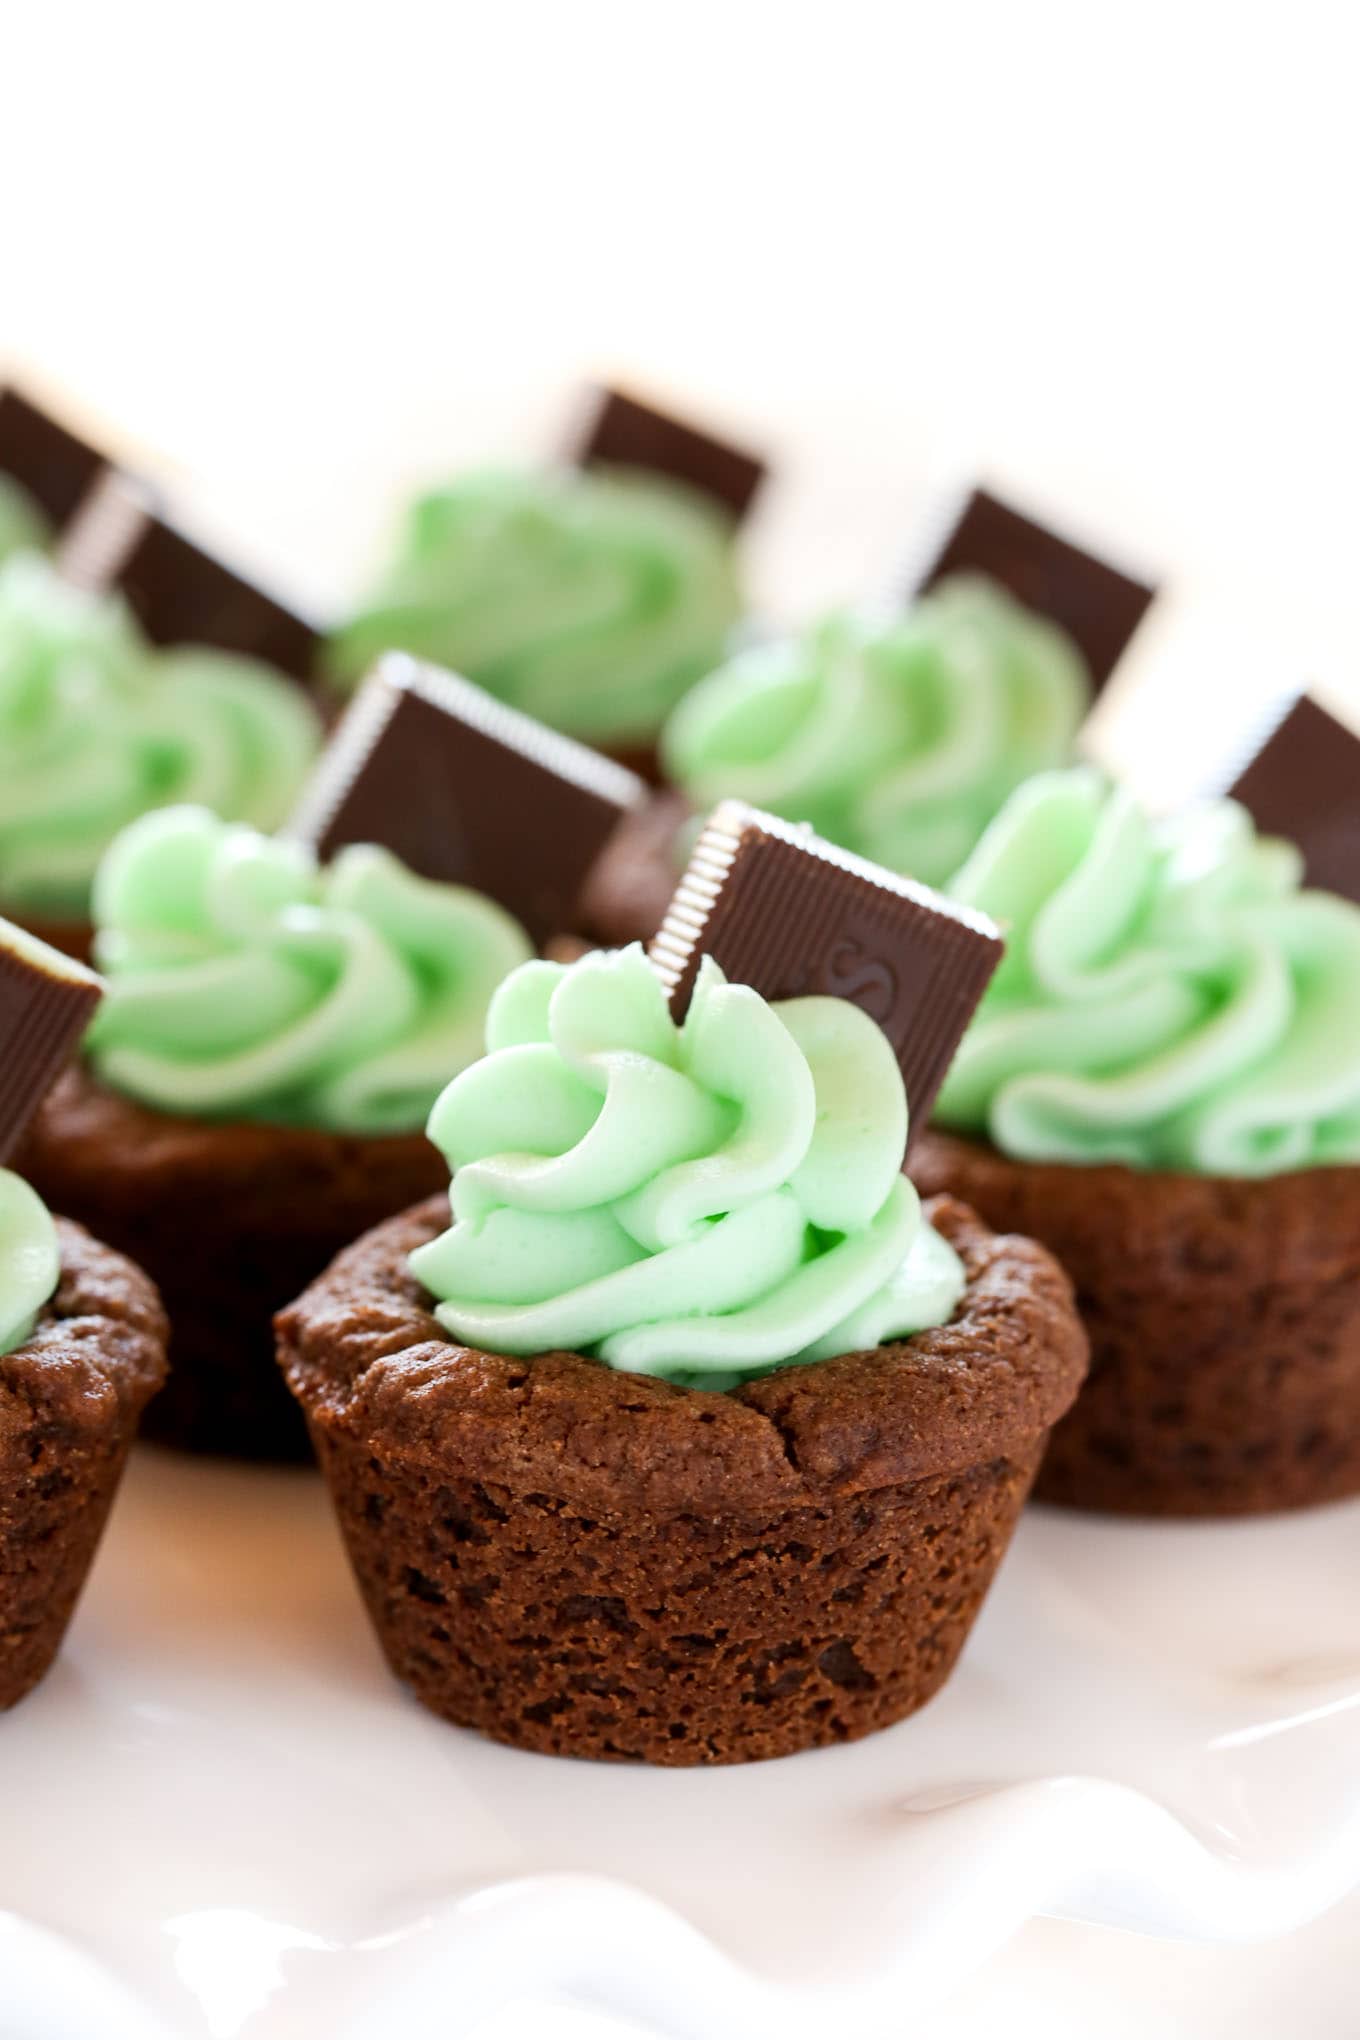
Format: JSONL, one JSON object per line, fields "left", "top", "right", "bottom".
{"left": 0, "top": 937, "right": 102, "bottom": 1163}
{"left": 650, "top": 801, "right": 1002, "bottom": 1143}
{"left": 289, "top": 653, "right": 646, "bottom": 860}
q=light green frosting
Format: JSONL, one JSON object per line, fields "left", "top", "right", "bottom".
{"left": 663, "top": 575, "right": 1088, "bottom": 887}
{"left": 0, "top": 483, "right": 51, "bottom": 565}
{"left": 0, "top": 553, "right": 321, "bottom": 919}
{"left": 937, "top": 768, "right": 1360, "bottom": 1175}
{"left": 410, "top": 944, "right": 965, "bottom": 1386}
{"left": 0, "top": 1169, "right": 59, "bottom": 1357}
{"left": 88, "top": 806, "right": 533, "bottom": 1134}
{"left": 327, "top": 467, "right": 743, "bottom": 746}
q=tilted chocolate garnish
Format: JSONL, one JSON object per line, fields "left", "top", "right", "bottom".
{"left": 650, "top": 800, "right": 1002, "bottom": 1144}
{"left": 1226, "top": 693, "right": 1360, "bottom": 905}
{"left": 113, "top": 514, "right": 320, "bottom": 680}
{"left": 0, "top": 386, "right": 110, "bottom": 532}
{"left": 288, "top": 653, "right": 647, "bottom": 946}
{"left": 576, "top": 386, "right": 766, "bottom": 521}
{"left": 0, "top": 917, "right": 102, "bottom": 1165}
{"left": 909, "top": 486, "right": 1156, "bottom": 692}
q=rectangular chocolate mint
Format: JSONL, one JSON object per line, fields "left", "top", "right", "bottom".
{"left": 650, "top": 800, "right": 1002, "bottom": 1142}
{"left": 1227, "top": 694, "right": 1360, "bottom": 904}
{"left": 910, "top": 486, "right": 1156, "bottom": 691}
{"left": 0, "top": 387, "right": 109, "bottom": 531}
{"left": 0, "top": 918, "right": 102, "bottom": 1165}
{"left": 113, "top": 515, "right": 320, "bottom": 680}
{"left": 288, "top": 653, "right": 647, "bottom": 945}
{"left": 577, "top": 387, "right": 765, "bottom": 521}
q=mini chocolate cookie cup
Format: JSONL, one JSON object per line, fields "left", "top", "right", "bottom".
{"left": 19, "top": 1065, "right": 446, "bottom": 1461}
{"left": 1, "top": 1217, "right": 167, "bottom": 1709}
{"left": 912, "top": 1130, "right": 1360, "bottom": 1516}
{"left": 278, "top": 1194, "right": 1087, "bottom": 1765}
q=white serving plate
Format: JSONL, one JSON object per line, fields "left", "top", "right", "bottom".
{"left": 2, "top": 1450, "right": 1358, "bottom": 2040}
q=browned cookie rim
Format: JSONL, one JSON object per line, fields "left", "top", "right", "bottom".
{"left": 20, "top": 1061, "right": 439, "bottom": 1203}
{"left": 2, "top": 1215, "right": 167, "bottom": 1440}
{"left": 278, "top": 1193, "right": 1088, "bottom": 1514}
{"left": 912, "top": 1129, "right": 1360, "bottom": 1287}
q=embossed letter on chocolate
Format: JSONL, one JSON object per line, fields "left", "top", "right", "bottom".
{"left": 1227, "top": 694, "right": 1360, "bottom": 905}
{"left": 0, "top": 918, "right": 102, "bottom": 1164}
{"left": 911, "top": 487, "right": 1156, "bottom": 691}
{"left": 576, "top": 387, "right": 766, "bottom": 521}
{"left": 288, "top": 653, "right": 648, "bottom": 945}
{"left": 650, "top": 801, "right": 1003, "bottom": 1142}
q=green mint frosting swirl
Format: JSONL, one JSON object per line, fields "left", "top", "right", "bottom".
{"left": 0, "top": 1169, "right": 59, "bottom": 1357}
{"left": 88, "top": 806, "right": 533, "bottom": 1134}
{"left": 936, "top": 767, "right": 1360, "bottom": 1175}
{"left": 0, "top": 553, "right": 320, "bottom": 919}
{"left": 663, "top": 575, "right": 1088, "bottom": 887}
{"left": 410, "top": 944, "right": 965, "bottom": 1385}
{"left": 0, "top": 484, "right": 50, "bottom": 566}
{"left": 327, "top": 467, "right": 743, "bottom": 746}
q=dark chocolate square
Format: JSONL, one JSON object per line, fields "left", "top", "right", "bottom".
{"left": 1227, "top": 694, "right": 1360, "bottom": 904}
{"left": 911, "top": 487, "right": 1156, "bottom": 690}
{"left": 114, "top": 516, "right": 320, "bottom": 680}
{"left": 0, "top": 387, "right": 109, "bottom": 532}
{"left": 577, "top": 387, "right": 765, "bottom": 521}
{"left": 0, "top": 919, "right": 102, "bottom": 1165}
{"left": 650, "top": 801, "right": 1002, "bottom": 1143}
{"left": 288, "top": 654, "right": 647, "bottom": 945}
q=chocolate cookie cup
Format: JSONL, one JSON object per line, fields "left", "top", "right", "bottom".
{"left": 2, "top": 1216, "right": 167, "bottom": 1709}
{"left": 20, "top": 1064, "right": 445, "bottom": 1460}
{"left": 278, "top": 1193, "right": 1087, "bottom": 1764}
{"left": 913, "top": 1130, "right": 1360, "bottom": 1517}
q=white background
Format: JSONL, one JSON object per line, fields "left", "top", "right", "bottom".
{"left": 5, "top": 5, "right": 1359, "bottom": 2033}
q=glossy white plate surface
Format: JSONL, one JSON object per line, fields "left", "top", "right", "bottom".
{"left": 2, "top": 1451, "right": 1357, "bottom": 2039}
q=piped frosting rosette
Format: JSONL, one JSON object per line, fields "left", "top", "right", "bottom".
{"left": 0, "top": 1170, "right": 59, "bottom": 1357}
{"left": 327, "top": 467, "right": 742, "bottom": 746}
{"left": 410, "top": 944, "right": 965, "bottom": 1386}
{"left": 0, "top": 554, "right": 319, "bottom": 918}
{"left": 937, "top": 767, "right": 1360, "bottom": 1174}
{"left": 663, "top": 575, "right": 1087, "bottom": 886}
{"left": 87, "top": 807, "right": 533, "bottom": 1134}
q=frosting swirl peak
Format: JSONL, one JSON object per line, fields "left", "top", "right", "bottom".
{"left": 663, "top": 575, "right": 1087, "bottom": 886}
{"left": 327, "top": 467, "right": 742, "bottom": 746}
{"left": 88, "top": 807, "right": 533, "bottom": 1134}
{"left": 0, "top": 554, "right": 320, "bottom": 919}
{"left": 411, "top": 944, "right": 965, "bottom": 1384}
{"left": 937, "top": 768, "right": 1360, "bottom": 1175}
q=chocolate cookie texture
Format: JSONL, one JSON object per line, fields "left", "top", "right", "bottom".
{"left": 1, "top": 1217, "right": 166, "bottom": 1708}
{"left": 20, "top": 1065, "right": 445, "bottom": 1459}
{"left": 278, "top": 1195, "right": 1086, "bottom": 1763}
{"left": 912, "top": 1129, "right": 1360, "bottom": 1516}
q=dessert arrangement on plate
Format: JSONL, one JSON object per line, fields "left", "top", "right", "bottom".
{"left": 2, "top": 367, "right": 1357, "bottom": 1788}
